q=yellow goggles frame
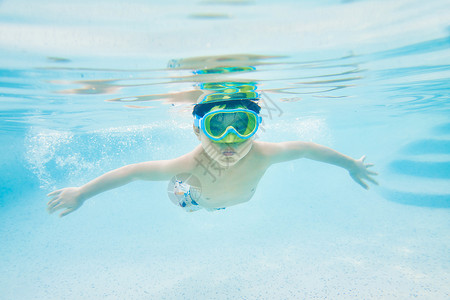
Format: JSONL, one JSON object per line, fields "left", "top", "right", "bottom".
{"left": 195, "top": 109, "right": 261, "bottom": 142}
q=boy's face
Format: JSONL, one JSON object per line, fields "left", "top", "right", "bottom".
{"left": 194, "top": 103, "right": 259, "bottom": 167}
{"left": 198, "top": 130, "right": 253, "bottom": 167}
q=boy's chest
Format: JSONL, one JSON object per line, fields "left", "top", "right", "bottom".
{"left": 191, "top": 158, "right": 267, "bottom": 207}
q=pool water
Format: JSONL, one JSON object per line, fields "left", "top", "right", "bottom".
{"left": 1, "top": 0, "right": 449, "bottom": 299}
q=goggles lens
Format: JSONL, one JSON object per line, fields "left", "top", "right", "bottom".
{"left": 199, "top": 109, "right": 260, "bottom": 142}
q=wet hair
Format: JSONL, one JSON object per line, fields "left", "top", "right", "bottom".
{"left": 192, "top": 99, "right": 261, "bottom": 117}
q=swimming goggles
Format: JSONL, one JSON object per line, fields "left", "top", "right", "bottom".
{"left": 194, "top": 109, "right": 262, "bottom": 143}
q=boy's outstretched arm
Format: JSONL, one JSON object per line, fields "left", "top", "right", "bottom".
{"left": 260, "top": 141, "right": 378, "bottom": 189}
{"left": 47, "top": 155, "right": 191, "bottom": 217}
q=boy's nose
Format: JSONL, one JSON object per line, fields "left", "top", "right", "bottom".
{"left": 219, "top": 132, "right": 242, "bottom": 144}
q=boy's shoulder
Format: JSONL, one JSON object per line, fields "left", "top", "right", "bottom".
{"left": 252, "top": 140, "right": 284, "bottom": 156}
{"left": 252, "top": 140, "right": 304, "bottom": 165}
{"left": 162, "top": 146, "right": 203, "bottom": 174}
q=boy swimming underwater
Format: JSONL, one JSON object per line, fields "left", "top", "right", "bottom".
{"left": 47, "top": 98, "right": 378, "bottom": 217}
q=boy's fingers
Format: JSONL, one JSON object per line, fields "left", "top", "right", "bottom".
{"left": 47, "top": 189, "right": 62, "bottom": 197}
{"left": 352, "top": 175, "right": 368, "bottom": 190}
{"left": 367, "top": 176, "right": 379, "bottom": 185}
{"left": 50, "top": 203, "right": 65, "bottom": 212}
{"left": 47, "top": 196, "right": 59, "bottom": 206}
{"left": 47, "top": 199, "right": 61, "bottom": 209}
{"left": 60, "top": 208, "right": 75, "bottom": 218}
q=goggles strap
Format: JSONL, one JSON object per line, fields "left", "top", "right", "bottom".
{"left": 194, "top": 115, "right": 201, "bottom": 128}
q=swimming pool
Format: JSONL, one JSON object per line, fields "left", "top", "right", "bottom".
{"left": 1, "top": 0, "right": 449, "bottom": 298}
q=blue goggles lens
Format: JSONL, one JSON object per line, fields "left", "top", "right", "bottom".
{"left": 195, "top": 109, "right": 261, "bottom": 142}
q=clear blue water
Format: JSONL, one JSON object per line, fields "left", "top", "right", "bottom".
{"left": 1, "top": 0, "right": 449, "bottom": 299}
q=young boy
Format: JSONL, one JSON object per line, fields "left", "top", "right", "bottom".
{"left": 47, "top": 98, "right": 378, "bottom": 217}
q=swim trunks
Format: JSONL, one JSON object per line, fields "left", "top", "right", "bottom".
{"left": 170, "top": 180, "right": 225, "bottom": 212}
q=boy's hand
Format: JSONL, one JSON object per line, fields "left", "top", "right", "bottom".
{"left": 348, "top": 155, "right": 378, "bottom": 190}
{"left": 47, "top": 187, "right": 84, "bottom": 217}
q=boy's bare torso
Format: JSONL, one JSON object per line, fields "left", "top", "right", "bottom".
{"left": 181, "top": 142, "right": 271, "bottom": 209}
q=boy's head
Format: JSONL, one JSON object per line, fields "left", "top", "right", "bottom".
{"left": 193, "top": 99, "right": 261, "bottom": 167}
